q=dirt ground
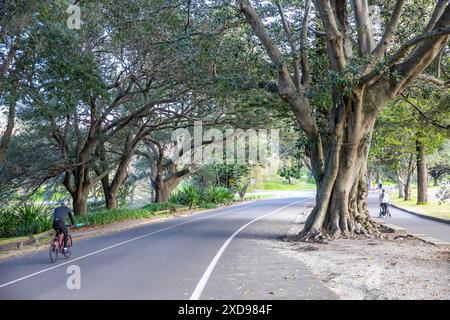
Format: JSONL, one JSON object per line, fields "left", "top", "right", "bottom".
{"left": 268, "top": 221, "right": 450, "bottom": 300}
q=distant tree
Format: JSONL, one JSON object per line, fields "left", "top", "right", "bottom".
{"left": 428, "top": 141, "right": 450, "bottom": 186}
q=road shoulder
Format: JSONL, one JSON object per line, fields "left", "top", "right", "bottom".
{"left": 271, "top": 212, "right": 450, "bottom": 300}
{"left": 200, "top": 204, "right": 337, "bottom": 300}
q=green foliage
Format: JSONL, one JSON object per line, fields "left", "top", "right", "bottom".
{"left": 0, "top": 204, "right": 52, "bottom": 237}
{"left": 261, "top": 178, "right": 316, "bottom": 191}
{"left": 0, "top": 202, "right": 181, "bottom": 238}
{"left": 437, "top": 186, "right": 450, "bottom": 205}
{"left": 0, "top": 208, "right": 17, "bottom": 238}
{"left": 169, "top": 185, "right": 234, "bottom": 208}
{"left": 74, "top": 203, "right": 179, "bottom": 226}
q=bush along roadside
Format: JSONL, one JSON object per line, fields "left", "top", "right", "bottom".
{"left": 0, "top": 204, "right": 52, "bottom": 238}
{"left": 168, "top": 185, "right": 234, "bottom": 209}
{"left": 0, "top": 187, "right": 243, "bottom": 241}
{"left": 0, "top": 202, "right": 182, "bottom": 239}
{"left": 73, "top": 203, "right": 180, "bottom": 227}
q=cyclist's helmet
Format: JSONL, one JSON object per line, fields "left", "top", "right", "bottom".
{"left": 59, "top": 199, "right": 68, "bottom": 206}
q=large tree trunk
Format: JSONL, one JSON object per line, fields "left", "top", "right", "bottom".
{"left": 64, "top": 166, "right": 92, "bottom": 216}
{"left": 72, "top": 186, "right": 90, "bottom": 216}
{"left": 298, "top": 96, "right": 378, "bottom": 240}
{"left": 101, "top": 156, "right": 131, "bottom": 210}
{"left": 416, "top": 139, "right": 428, "bottom": 204}
{"left": 404, "top": 153, "right": 415, "bottom": 201}
{"left": 154, "top": 174, "right": 182, "bottom": 203}
{"left": 104, "top": 189, "right": 118, "bottom": 210}
{"left": 300, "top": 147, "right": 378, "bottom": 240}
{"left": 155, "top": 181, "right": 171, "bottom": 203}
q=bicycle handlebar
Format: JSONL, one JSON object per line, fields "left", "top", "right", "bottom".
{"left": 65, "top": 223, "right": 85, "bottom": 228}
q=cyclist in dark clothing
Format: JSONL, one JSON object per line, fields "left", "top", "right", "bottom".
{"left": 52, "top": 199, "right": 75, "bottom": 252}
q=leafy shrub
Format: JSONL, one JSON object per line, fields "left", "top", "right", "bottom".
{"left": 169, "top": 185, "right": 234, "bottom": 208}
{"left": 0, "top": 202, "right": 180, "bottom": 238}
{"left": 75, "top": 203, "right": 177, "bottom": 226}
{"left": 0, "top": 204, "right": 52, "bottom": 237}
{"left": 0, "top": 208, "right": 18, "bottom": 237}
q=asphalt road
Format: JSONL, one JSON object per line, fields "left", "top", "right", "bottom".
{"left": 368, "top": 193, "right": 450, "bottom": 242}
{"left": 0, "top": 193, "right": 336, "bottom": 300}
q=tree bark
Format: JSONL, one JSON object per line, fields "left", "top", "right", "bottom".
{"left": 298, "top": 94, "right": 379, "bottom": 240}
{"left": 432, "top": 175, "right": 438, "bottom": 187}
{"left": 101, "top": 155, "right": 131, "bottom": 210}
{"left": 404, "top": 153, "right": 414, "bottom": 201}
{"left": 416, "top": 139, "right": 428, "bottom": 204}
{"left": 396, "top": 170, "right": 405, "bottom": 199}
{"left": 155, "top": 181, "right": 171, "bottom": 203}
{"left": 154, "top": 169, "right": 183, "bottom": 203}
{"left": 72, "top": 184, "right": 90, "bottom": 216}
{"left": 0, "top": 100, "right": 16, "bottom": 168}
{"left": 104, "top": 187, "right": 118, "bottom": 210}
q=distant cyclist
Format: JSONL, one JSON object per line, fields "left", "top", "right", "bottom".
{"left": 52, "top": 199, "right": 75, "bottom": 254}
{"left": 379, "top": 189, "right": 390, "bottom": 217}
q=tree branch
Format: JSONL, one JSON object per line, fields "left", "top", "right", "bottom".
{"left": 359, "top": 26, "right": 450, "bottom": 86}
{"left": 313, "top": 0, "right": 347, "bottom": 70}
{"left": 367, "top": 0, "right": 405, "bottom": 70}
{"left": 300, "top": 0, "right": 312, "bottom": 87}
{"left": 402, "top": 94, "right": 450, "bottom": 130}
{"left": 351, "top": 0, "right": 376, "bottom": 57}
{"left": 419, "top": 74, "right": 450, "bottom": 87}
{"left": 276, "top": 0, "right": 301, "bottom": 90}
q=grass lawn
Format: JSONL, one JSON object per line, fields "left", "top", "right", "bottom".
{"left": 259, "top": 177, "right": 316, "bottom": 191}
{"left": 235, "top": 194, "right": 273, "bottom": 201}
{"left": 390, "top": 188, "right": 450, "bottom": 221}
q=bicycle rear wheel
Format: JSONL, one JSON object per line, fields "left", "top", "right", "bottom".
{"left": 49, "top": 239, "right": 59, "bottom": 263}
{"left": 64, "top": 235, "right": 72, "bottom": 259}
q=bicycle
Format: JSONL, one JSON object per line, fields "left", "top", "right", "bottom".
{"left": 49, "top": 224, "right": 83, "bottom": 263}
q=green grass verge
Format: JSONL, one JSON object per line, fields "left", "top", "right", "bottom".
{"left": 391, "top": 190, "right": 450, "bottom": 221}
{"left": 260, "top": 179, "right": 316, "bottom": 191}
{"left": 236, "top": 194, "right": 273, "bottom": 201}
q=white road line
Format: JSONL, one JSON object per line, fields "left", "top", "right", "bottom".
{"left": 0, "top": 199, "right": 275, "bottom": 289}
{"left": 189, "top": 198, "right": 311, "bottom": 300}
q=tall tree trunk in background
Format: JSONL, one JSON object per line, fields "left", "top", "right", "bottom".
{"left": 416, "top": 139, "right": 428, "bottom": 204}
{"left": 73, "top": 187, "right": 90, "bottom": 216}
{"left": 129, "top": 184, "right": 137, "bottom": 207}
{"left": 0, "top": 36, "right": 20, "bottom": 169}
{"left": 154, "top": 163, "right": 186, "bottom": 203}
{"left": 155, "top": 180, "right": 171, "bottom": 203}
{"left": 396, "top": 170, "right": 405, "bottom": 199}
{"left": 404, "top": 153, "right": 415, "bottom": 201}
{"left": 432, "top": 175, "right": 438, "bottom": 186}
{"left": 0, "top": 101, "right": 16, "bottom": 169}
{"left": 63, "top": 165, "right": 92, "bottom": 216}
{"left": 101, "top": 155, "right": 132, "bottom": 210}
